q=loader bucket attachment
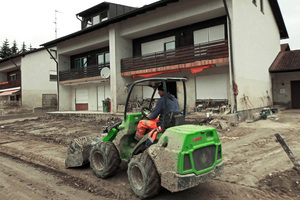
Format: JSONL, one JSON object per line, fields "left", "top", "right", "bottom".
{"left": 65, "top": 135, "right": 104, "bottom": 168}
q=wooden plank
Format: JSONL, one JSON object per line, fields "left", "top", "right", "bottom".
{"left": 275, "top": 133, "right": 300, "bottom": 174}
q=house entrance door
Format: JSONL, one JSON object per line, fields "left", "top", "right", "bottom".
{"left": 291, "top": 81, "right": 300, "bottom": 108}
{"left": 75, "top": 88, "right": 88, "bottom": 111}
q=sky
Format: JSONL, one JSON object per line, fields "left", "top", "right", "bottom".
{"left": 0, "top": 0, "right": 299, "bottom": 50}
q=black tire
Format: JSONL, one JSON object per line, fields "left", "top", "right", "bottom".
{"left": 127, "top": 152, "right": 161, "bottom": 199}
{"left": 89, "top": 141, "right": 120, "bottom": 178}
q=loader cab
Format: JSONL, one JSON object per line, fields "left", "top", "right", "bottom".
{"left": 124, "top": 77, "right": 187, "bottom": 133}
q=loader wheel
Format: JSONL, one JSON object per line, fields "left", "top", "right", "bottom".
{"left": 128, "top": 152, "right": 161, "bottom": 199}
{"left": 89, "top": 141, "right": 120, "bottom": 179}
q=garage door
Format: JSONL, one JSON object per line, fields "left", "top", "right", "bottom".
{"left": 196, "top": 74, "right": 228, "bottom": 99}
{"left": 98, "top": 85, "right": 111, "bottom": 111}
{"left": 75, "top": 88, "right": 88, "bottom": 111}
{"left": 291, "top": 81, "right": 300, "bottom": 108}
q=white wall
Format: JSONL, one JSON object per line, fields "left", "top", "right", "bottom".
{"left": 109, "top": 24, "right": 135, "bottom": 113}
{"left": 59, "top": 85, "right": 73, "bottom": 111}
{"left": 120, "top": 0, "right": 225, "bottom": 39}
{"left": 58, "top": 28, "right": 109, "bottom": 56}
{"left": 231, "top": 0, "right": 281, "bottom": 111}
{"left": 21, "top": 48, "right": 57, "bottom": 109}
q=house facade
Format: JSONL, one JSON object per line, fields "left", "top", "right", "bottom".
{"left": 41, "top": 0, "right": 288, "bottom": 114}
{"left": 270, "top": 44, "right": 300, "bottom": 108}
{"left": 0, "top": 47, "right": 58, "bottom": 109}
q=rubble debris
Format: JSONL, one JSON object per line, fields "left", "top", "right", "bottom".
{"left": 219, "top": 120, "right": 229, "bottom": 131}
{"left": 195, "top": 99, "right": 229, "bottom": 114}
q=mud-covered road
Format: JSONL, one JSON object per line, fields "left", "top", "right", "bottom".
{"left": 0, "top": 109, "right": 300, "bottom": 199}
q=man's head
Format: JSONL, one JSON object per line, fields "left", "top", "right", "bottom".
{"left": 157, "top": 83, "right": 167, "bottom": 97}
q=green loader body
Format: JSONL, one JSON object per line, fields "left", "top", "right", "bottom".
{"left": 65, "top": 78, "right": 224, "bottom": 198}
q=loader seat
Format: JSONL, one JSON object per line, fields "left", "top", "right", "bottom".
{"left": 164, "top": 111, "right": 185, "bottom": 129}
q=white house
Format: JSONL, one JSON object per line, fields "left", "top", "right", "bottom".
{"left": 41, "top": 0, "right": 288, "bottom": 115}
{"left": 0, "top": 47, "right": 58, "bottom": 110}
{"left": 270, "top": 44, "right": 300, "bottom": 108}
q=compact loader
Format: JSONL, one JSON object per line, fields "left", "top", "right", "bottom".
{"left": 65, "top": 77, "right": 223, "bottom": 199}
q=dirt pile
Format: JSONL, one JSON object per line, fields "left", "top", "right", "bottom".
{"left": 259, "top": 168, "right": 300, "bottom": 198}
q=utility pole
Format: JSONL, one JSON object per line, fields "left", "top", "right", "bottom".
{"left": 54, "top": 10, "right": 63, "bottom": 39}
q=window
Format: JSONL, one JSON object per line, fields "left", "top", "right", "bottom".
{"left": 141, "top": 36, "right": 175, "bottom": 55}
{"left": 75, "top": 57, "right": 87, "bottom": 68}
{"left": 164, "top": 41, "right": 175, "bottom": 51}
{"left": 10, "top": 74, "right": 18, "bottom": 81}
{"left": 49, "top": 70, "right": 57, "bottom": 81}
{"left": 252, "top": 0, "right": 257, "bottom": 6}
{"left": 97, "top": 52, "right": 110, "bottom": 66}
{"left": 193, "top": 24, "right": 225, "bottom": 45}
{"left": 100, "top": 11, "right": 108, "bottom": 22}
{"left": 260, "top": 0, "right": 264, "bottom": 13}
{"left": 86, "top": 18, "right": 92, "bottom": 28}
{"left": 93, "top": 15, "right": 100, "bottom": 25}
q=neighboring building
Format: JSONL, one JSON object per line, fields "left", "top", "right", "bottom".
{"left": 270, "top": 44, "right": 300, "bottom": 108}
{"left": 41, "top": 0, "right": 288, "bottom": 114}
{"left": 0, "top": 47, "right": 58, "bottom": 109}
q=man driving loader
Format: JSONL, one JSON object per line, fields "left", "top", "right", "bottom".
{"left": 133, "top": 83, "right": 179, "bottom": 147}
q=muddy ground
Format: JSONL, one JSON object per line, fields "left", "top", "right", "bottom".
{"left": 0, "top": 108, "right": 300, "bottom": 199}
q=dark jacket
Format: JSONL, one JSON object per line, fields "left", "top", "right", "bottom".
{"left": 148, "top": 94, "right": 179, "bottom": 121}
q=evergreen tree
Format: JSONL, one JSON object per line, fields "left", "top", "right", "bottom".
{"left": 11, "top": 40, "right": 19, "bottom": 55}
{"left": 0, "top": 39, "right": 12, "bottom": 59}
{"left": 20, "top": 42, "right": 27, "bottom": 53}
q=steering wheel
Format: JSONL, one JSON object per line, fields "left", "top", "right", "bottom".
{"left": 141, "top": 107, "right": 151, "bottom": 118}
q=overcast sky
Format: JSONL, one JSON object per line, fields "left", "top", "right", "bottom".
{"left": 0, "top": 0, "right": 299, "bottom": 50}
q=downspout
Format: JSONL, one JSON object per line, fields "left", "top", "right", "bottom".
{"left": 46, "top": 48, "right": 59, "bottom": 111}
{"left": 76, "top": 15, "right": 84, "bottom": 29}
{"left": 9, "top": 57, "right": 19, "bottom": 69}
{"left": 222, "top": 0, "right": 237, "bottom": 113}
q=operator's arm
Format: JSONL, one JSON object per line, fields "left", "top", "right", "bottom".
{"left": 148, "top": 98, "right": 163, "bottom": 120}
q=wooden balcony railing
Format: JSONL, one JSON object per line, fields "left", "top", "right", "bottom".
{"left": 121, "top": 40, "right": 228, "bottom": 73}
{"left": 59, "top": 64, "right": 110, "bottom": 82}
{"left": 0, "top": 79, "right": 21, "bottom": 90}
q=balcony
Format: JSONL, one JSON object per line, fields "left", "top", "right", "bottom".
{"left": 0, "top": 79, "right": 21, "bottom": 90}
{"left": 121, "top": 40, "right": 229, "bottom": 76}
{"left": 59, "top": 64, "right": 110, "bottom": 82}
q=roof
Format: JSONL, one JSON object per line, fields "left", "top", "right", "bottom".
{"left": 269, "top": 44, "right": 300, "bottom": 73}
{"left": 76, "top": 2, "right": 136, "bottom": 17}
{"left": 268, "top": 0, "right": 289, "bottom": 39}
{"left": 76, "top": 2, "right": 110, "bottom": 17}
{"left": 41, "top": 0, "right": 288, "bottom": 47}
{"left": 0, "top": 47, "right": 46, "bottom": 64}
{"left": 41, "top": 0, "right": 179, "bottom": 47}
